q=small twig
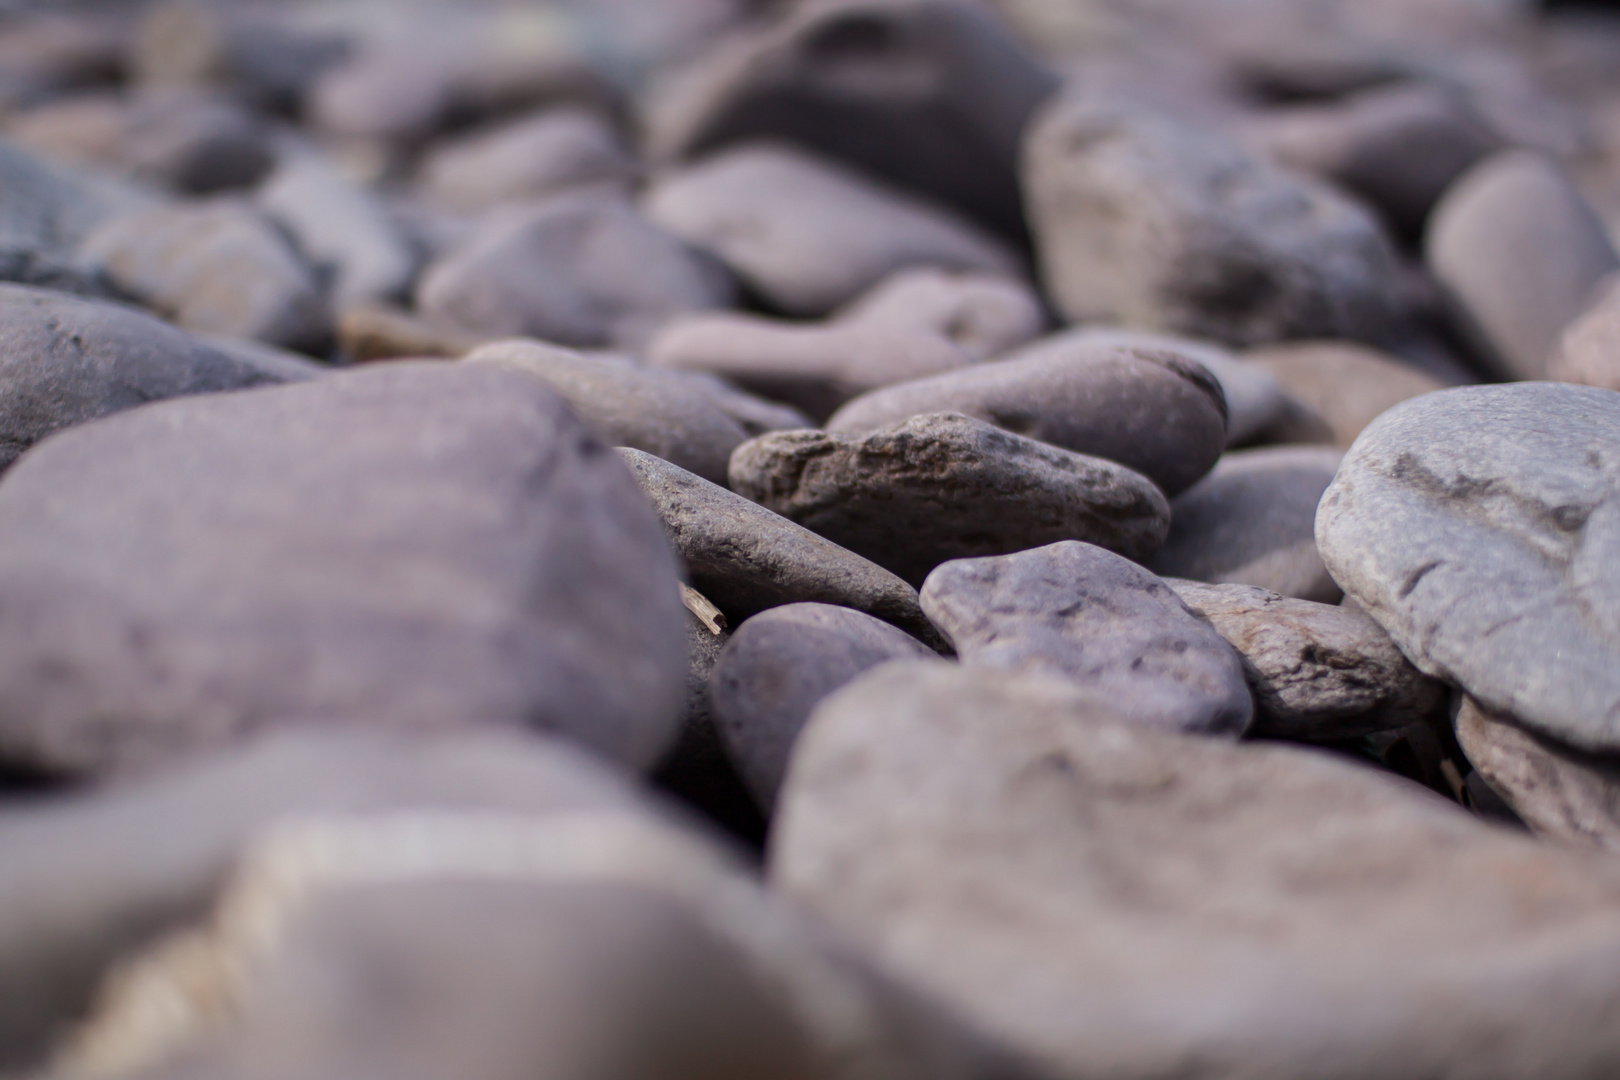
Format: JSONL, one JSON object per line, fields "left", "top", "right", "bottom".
{"left": 679, "top": 583, "right": 727, "bottom": 636}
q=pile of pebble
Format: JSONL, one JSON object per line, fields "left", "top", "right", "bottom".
{"left": 3, "top": 0, "right": 1620, "bottom": 1076}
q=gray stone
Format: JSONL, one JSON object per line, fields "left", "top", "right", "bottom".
{"left": 0, "top": 137, "right": 148, "bottom": 295}
{"left": 5, "top": 731, "right": 1018, "bottom": 1080}
{"left": 827, "top": 338, "right": 1227, "bottom": 497}
{"left": 466, "top": 340, "right": 748, "bottom": 486}
{"left": 771, "top": 660, "right": 1620, "bottom": 1080}
{"left": 619, "top": 447, "right": 940, "bottom": 643}
{"left": 1169, "top": 580, "right": 1446, "bottom": 741}
{"left": 1316, "top": 383, "right": 1620, "bottom": 753}
{"left": 196, "top": 334, "right": 327, "bottom": 382}
{"left": 257, "top": 145, "right": 418, "bottom": 312}
{"left": 835, "top": 267, "right": 1045, "bottom": 362}
{"left": 0, "top": 362, "right": 688, "bottom": 778}
{"left": 1426, "top": 151, "right": 1619, "bottom": 381}
{"left": 1551, "top": 272, "right": 1620, "bottom": 393}
{"left": 921, "top": 542, "right": 1252, "bottom": 736}
{"left": 1053, "top": 326, "right": 1296, "bottom": 448}
{"left": 132, "top": 1, "right": 349, "bottom": 111}
{"left": 78, "top": 199, "right": 330, "bottom": 353}
{"left": 648, "top": 312, "right": 975, "bottom": 421}
{"left": 673, "top": 371, "right": 814, "bottom": 438}
{"left": 8, "top": 89, "right": 275, "bottom": 196}
{"left": 0, "top": 729, "right": 646, "bottom": 1071}
{"left": 0, "top": 284, "right": 286, "bottom": 472}
{"left": 730, "top": 413, "right": 1170, "bottom": 587}
{"left": 419, "top": 107, "right": 637, "bottom": 212}
{"left": 1242, "top": 80, "right": 1500, "bottom": 238}
{"left": 1456, "top": 695, "right": 1620, "bottom": 853}
{"left": 642, "top": 142, "right": 1021, "bottom": 317}
{"left": 1246, "top": 340, "right": 1449, "bottom": 450}
{"left": 1023, "top": 97, "right": 1402, "bottom": 348}
{"left": 417, "top": 188, "right": 735, "bottom": 350}
{"left": 711, "top": 603, "right": 935, "bottom": 809}
{"left": 1151, "top": 446, "right": 1345, "bottom": 603}
{"left": 645, "top": 0, "right": 1058, "bottom": 237}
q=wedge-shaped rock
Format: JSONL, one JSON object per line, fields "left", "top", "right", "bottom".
{"left": 730, "top": 412, "right": 1170, "bottom": 587}
{"left": 0, "top": 362, "right": 688, "bottom": 777}
{"left": 827, "top": 339, "right": 1228, "bottom": 497}
{"left": 620, "top": 448, "right": 937, "bottom": 643}
{"left": 773, "top": 661, "right": 1620, "bottom": 1080}
{"left": 922, "top": 542, "right": 1252, "bottom": 736}
{"left": 1317, "top": 383, "right": 1620, "bottom": 752}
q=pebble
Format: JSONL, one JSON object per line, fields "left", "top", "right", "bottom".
{"left": 257, "top": 145, "right": 418, "bottom": 313}
{"left": 1242, "top": 80, "right": 1500, "bottom": 238}
{"left": 1550, "top": 272, "right": 1620, "bottom": 393}
{"left": 417, "top": 188, "right": 736, "bottom": 350}
{"left": 645, "top": 0, "right": 1058, "bottom": 237}
{"left": 1023, "top": 97, "right": 1403, "bottom": 348}
{"left": 1316, "top": 383, "right": 1620, "bottom": 754}
{"left": 643, "top": 142, "right": 1022, "bottom": 317}
{"left": 0, "top": 284, "right": 286, "bottom": 472}
{"left": 619, "top": 447, "right": 939, "bottom": 643}
{"left": 77, "top": 199, "right": 330, "bottom": 352}
{"left": 1455, "top": 695, "right": 1620, "bottom": 853}
{"left": 771, "top": 660, "right": 1620, "bottom": 1080}
{"left": 1150, "top": 445, "right": 1345, "bottom": 603}
{"left": 1245, "top": 340, "right": 1448, "bottom": 449}
{"left": 829, "top": 337, "right": 1228, "bottom": 497}
{"left": 418, "top": 106, "right": 637, "bottom": 212}
{"left": 1169, "top": 579, "right": 1447, "bottom": 741}
{"left": 729, "top": 412, "right": 1171, "bottom": 587}
{"left": 920, "top": 542, "right": 1253, "bottom": 736}
{"left": 0, "top": 362, "right": 688, "bottom": 778}
{"left": 0, "top": 137, "right": 147, "bottom": 296}
{"left": 1426, "top": 150, "right": 1620, "bottom": 381}
{"left": 466, "top": 339, "right": 749, "bottom": 485}
{"left": 835, "top": 267, "right": 1046, "bottom": 362}
{"left": 709, "top": 602, "right": 935, "bottom": 808}
{"left": 648, "top": 312, "right": 975, "bottom": 422}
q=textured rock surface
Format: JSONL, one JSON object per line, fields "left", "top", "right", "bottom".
{"left": 0, "top": 362, "right": 689, "bottom": 777}
{"left": 772, "top": 661, "right": 1620, "bottom": 1080}
{"left": 646, "top": 0, "right": 1058, "bottom": 237}
{"left": 921, "top": 542, "right": 1252, "bottom": 735}
{"left": 1426, "top": 151, "right": 1619, "bottom": 381}
{"left": 1023, "top": 97, "right": 1402, "bottom": 348}
{"left": 836, "top": 268, "right": 1045, "bottom": 362}
{"left": 1246, "top": 340, "right": 1448, "bottom": 449}
{"left": 1152, "top": 446, "right": 1345, "bottom": 603}
{"left": 0, "top": 284, "right": 285, "bottom": 472}
{"left": 620, "top": 448, "right": 938, "bottom": 642}
{"left": 710, "top": 603, "right": 935, "bottom": 808}
{"left": 466, "top": 340, "right": 748, "bottom": 486}
{"left": 1456, "top": 695, "right": 1620, "bottom": 853}
{"left": 648, "top": 312, "right": 975, "bottom": 421}
{"left": 78, "top": 199, "right": 329, "bottom": 351}
{"left": 827, "top": 339, "right": 1228, "bottom": 497}
{"left": 417, "top": 189, "right": 736, "bottom": 350}
{"left": 643, "top": 143, "right": 1021, "bottom": 317}
{"left": 1317, "top": 383, "right": 1620, "bottom": 753}
{"left": 730, "top": 413, "right": 1171, "bottom": 586}
{"left": 1170, "top": 580, "right": 1446, "bottom": 741}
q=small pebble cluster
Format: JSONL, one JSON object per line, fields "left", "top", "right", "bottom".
{"left": 3, "top": 0, "right": 1620, "bottom": 1077}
